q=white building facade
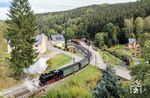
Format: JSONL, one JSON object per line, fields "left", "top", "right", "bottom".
{"left": 8, "top": 34, "right": 48, "bottom": 54}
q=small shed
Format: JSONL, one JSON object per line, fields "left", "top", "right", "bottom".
{"left": 67, "top": 46, "right": 76, "bottom": 53}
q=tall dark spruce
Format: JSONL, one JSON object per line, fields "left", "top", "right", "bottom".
{"left": 6, "top": 0, "right": 37, "bottom": 79}
{"left": 93, "top": 65, "right": 121, "bottom": 98}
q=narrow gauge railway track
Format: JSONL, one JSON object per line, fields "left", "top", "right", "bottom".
{"left": 3, "top": 44, "right": 92, "bottom": 98}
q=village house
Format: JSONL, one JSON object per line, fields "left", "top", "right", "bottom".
{"left": 127, "top": 38, "right": 136, "bottom": 49}
{"left": 127, "top": 38, "right": 141, "bottom": 57}
{"left": 50, "top": 35, "right": 65, "bottom": 49}
{"left": 33, "top": 34, "right": 48, "bottom": 54}
{"left": 8, "top": 34, "right": 48, "bottom": 54}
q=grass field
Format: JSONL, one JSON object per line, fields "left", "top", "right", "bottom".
{"left": 0, "top": 53, "right": 21, "bottom": 90}
{"left": 108, "top": 45, "right": 134, "bottom": 57}
{"left": 99, "top": 50, "right": 122, "bottom": 66}
{"left": 0, "top": 57, "right": 19, "bottom": 90}
{"left": 0, "top": 22, "right": 18, "bottom": 90}
{"left": 35, "top": 65, "right": 101, "bottom": 98}
{"left": 108, "top": 45, "right": 145, "bottom": 65}
{"left": 72, "top": 52, "right": 82, "bottom": 57}
{"left": 46, "top": 54, "right": 72, "bottom": 72}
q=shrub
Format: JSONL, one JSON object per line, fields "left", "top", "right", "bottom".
{"left": 69, "top": 79, "right": 79, "bottom": 86}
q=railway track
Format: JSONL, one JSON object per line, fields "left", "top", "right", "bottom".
{"left": 1, "top": 44, "right": 91, "bottom": 98}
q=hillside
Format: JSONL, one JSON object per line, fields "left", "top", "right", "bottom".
{"left": 37, "top": 0, "right": 150, "bottom": 39}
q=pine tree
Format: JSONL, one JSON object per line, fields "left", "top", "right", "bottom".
{"left": 6, "top": 0, "right": 37, "bottom": 79}
{"left": 93, "top": 65, "right": 121, "bottom": 98}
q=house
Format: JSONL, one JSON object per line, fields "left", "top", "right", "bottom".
{"left": 127, "top": 38, "right": 141, "bottom": 57}
{"left": 50, "top": 35, "right": 65, "bottom": 49}
{"left": 8, "top": 34, "right": 48, "bottom": 54}
{"left": 33, "top": 34, "right": 48, "bottom": 54}
{"left": 128, "top": 38, "right": 136, "bottom": 48}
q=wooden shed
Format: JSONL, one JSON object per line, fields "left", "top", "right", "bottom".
{"left": 67, "top": 46, "right": 76, "bottom": 53}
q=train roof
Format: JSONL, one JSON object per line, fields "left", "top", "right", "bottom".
{"left": 59, "top": 63, "right": 78, "bottom": 71}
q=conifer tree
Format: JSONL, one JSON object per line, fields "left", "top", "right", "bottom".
{"left": 6, "top": 0, "right": 37, "bottom": 79}
{"left": 93, "top": 65, "right": 121, "bottom": 98}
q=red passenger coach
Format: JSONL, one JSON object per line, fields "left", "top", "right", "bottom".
{"left": 71, "top": 39, "right": 81, "bottom": 45}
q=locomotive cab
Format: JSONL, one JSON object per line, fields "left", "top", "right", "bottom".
{"left": 39, "top": 70, "right": 63, "bottom": 86}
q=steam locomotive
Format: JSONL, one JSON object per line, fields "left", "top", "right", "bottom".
{"left": 39, "top": 44, "right": 92, "bottom": 86}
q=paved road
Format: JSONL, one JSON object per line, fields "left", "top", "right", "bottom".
{"left": 80, "top": 42, "right": 131, "bottom": 80}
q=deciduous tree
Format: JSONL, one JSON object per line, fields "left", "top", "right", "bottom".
{"left": 138, "top": 32, "right": 150, "bottom": 47}
{"left": 95, "top": 32, "right": 106, "bottom": 49}
{"left": 65, "top": 27, "right": 75, "bottom": 39}
{"left": 144, "top": 16, "right": 150, "bottom": 32}
{"left": 103, "top": 23, "right": 118, "bottom": 46}
{"left": 144, "top": 40, "right": 150, "bottom": 63}
{"left": 134, "top": 17, "right": 144, "bottom": 37}
{"left": 124, "top": 18, "right": 134, "bottom": 38}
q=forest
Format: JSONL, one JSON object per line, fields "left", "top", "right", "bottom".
{"left": 36, "top": 0, "right": 150, "bottom": 43}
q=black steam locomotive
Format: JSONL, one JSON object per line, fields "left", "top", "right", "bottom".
{"left": 39, "top": 44, "right": 92, "bottom": 86}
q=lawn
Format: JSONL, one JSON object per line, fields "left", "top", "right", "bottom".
{"left": 46, "top": 54, "right": 72, "bottom": 72}
{"left": 108, "top": 45, "right": 134, "bottom": 57}
{"left": 34, "top": 65, "right": 101, "bottom": 98}
{"left": 0, "top": 61, "right": 20, "bottom": 90}
{"left": 99, "top": 50, "right": 122, "bottom": 66}
{"left": 0, "top": 53, "right": 17, "bottom": 90}
{"left": 107, "top": 45, "right": 145, "bottom": 65}
{"left": 71, "top": 52, "right": 82, "bottom": 57}
{"left": 0, "top": 22, "right": 15, "bottom": 90}
{"left": 0, "top": 22, "right": 20, "bottom": 90}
